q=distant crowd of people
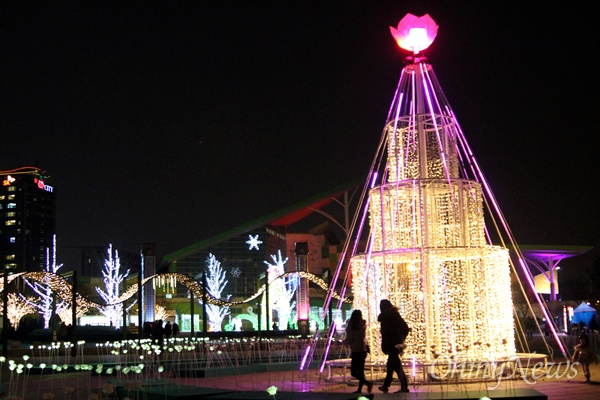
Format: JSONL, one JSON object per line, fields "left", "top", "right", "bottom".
{"left": 58, "top": 321, "right": 73, "bottom": 341}
{"left": 143, "top": 319, "right": 180, "bottom": 342}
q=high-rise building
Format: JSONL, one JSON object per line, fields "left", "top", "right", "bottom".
{"left": 0, "top": 166, "right": 56, "bottom": 272}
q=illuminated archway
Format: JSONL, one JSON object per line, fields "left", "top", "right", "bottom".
{"left": 2, "top": 271, "right": 350, "bottom": 332}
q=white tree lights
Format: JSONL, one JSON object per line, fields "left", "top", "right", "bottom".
{"left": 263, "top": 250, "right": 297, "bottom": 330}
{"left": 203, "top": 253, "right": 230, "bottom": 331}
{"left": 350, "top": 14, "right": 516, "bottom": 363}
{"left": 21, "top": 235, "right": 64, "bottom": 328}
{"left": 96, "top": 244, "right": 130, "bottom": 327}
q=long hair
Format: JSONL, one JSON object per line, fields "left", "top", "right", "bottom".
{"left": 348, "top": 309, "right": 363, "bottom": 330}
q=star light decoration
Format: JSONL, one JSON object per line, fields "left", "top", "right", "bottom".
{"left": 246, "top": 235, "right": 263, "bottom": 251}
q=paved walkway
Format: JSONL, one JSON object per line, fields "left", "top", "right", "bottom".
{"left": 194, "top": 361, "right": 600, "bottom": 400}
{"left": 1, "top": 333, "right": 599, "bottom": 399}
{"left": 1, "top": 355, "right": 599, "bottom": 399}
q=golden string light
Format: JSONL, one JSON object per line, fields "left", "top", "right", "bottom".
{"left": 0, "top": 271, "right": 349, "bottom": 315}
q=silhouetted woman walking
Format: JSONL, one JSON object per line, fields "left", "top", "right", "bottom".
{"left": 572, "top": 333, "right": 598, "bottom": 383}
{"left": 344, "top": 310, "right": 373, "bottom": 393}
{"left": 378, "top": 299, "right": 410, "bottom": 393}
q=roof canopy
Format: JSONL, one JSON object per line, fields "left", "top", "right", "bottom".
{"left": 571, "top": 302, "right": 598, "bottom": 327}
{"left": 573, "top": 301, "right": 596, "bottom": 313}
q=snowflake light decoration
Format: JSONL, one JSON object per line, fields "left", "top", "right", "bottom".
{"left": 246, "top": 235, "right": 263, "bottom": 251}
{"left": 231, "top": 267, "right": 242, "bottom": 279}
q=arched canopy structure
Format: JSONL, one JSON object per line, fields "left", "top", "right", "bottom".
{"left": 0, "top": 271, "right": 349, "bottom": 309}
{"left": 508, "top": 245, "right": 593, "bottom": 301}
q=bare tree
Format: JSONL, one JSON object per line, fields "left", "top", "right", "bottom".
{"left": 202, "top": 253, "right": 230, "bottom": 331}
{"left": 95, "top": 244, "right": 130, "bottom": 327}
{"left": 4, "top": 293, "right": 36, "bottom": 329}
{"left": 21, "top": 235, "right": 64, "bottom": 329}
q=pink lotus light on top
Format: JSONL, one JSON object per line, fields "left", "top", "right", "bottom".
{"left": 390, "top": 13, "right": 438, "bottom": 54}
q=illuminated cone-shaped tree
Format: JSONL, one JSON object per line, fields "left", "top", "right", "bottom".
{"left": 350, "top": 14, "right": 515, "bottom": 363}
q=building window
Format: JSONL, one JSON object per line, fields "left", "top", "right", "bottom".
{"left": 5, "top": 220, "right": 16, "bottom": 226}
{"left": 7, "top": 186, "right": 15, "bottom": 192}
{"left": 8, "top": 195, "right": 15, "bottom": 200}
{"left": 7, "top": 203, "right": 16, "bottom": 209}
{"left": 9, "top": 237, "right": 15, "bottom": 243}
{"left": 6, "top": 211, "right": 15, "bottom": 217}
{"left": 6, "top": 254, "right": 15, "bottom": 260}
{"left": 4, "top": 263, "right": 17, "bottom": 269}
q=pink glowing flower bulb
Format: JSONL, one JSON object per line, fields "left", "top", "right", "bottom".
{"left": 390, "top": 13, "right": 438, "bottom": 54}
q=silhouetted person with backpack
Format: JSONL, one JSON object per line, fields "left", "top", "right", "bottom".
{"left": 378, "top": 299, "right": 410, "bottom": 393}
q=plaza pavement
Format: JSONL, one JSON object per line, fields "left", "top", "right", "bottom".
{"left": 2, "top": 359, "right": 600, "bottom": 400}
{"left": 1, "top": 333, "right": 599, "bottom": 399}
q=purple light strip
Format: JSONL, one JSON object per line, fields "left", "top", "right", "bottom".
{"left": 393, "top": 92, "right": 405, "bottom": 180}
{"left": 300, "top": 343, "right": 312, "bottom": 370}
{"left": 318, "top": 327, "right": 333, "bottom": 373}
{"left": 421, "top": 63, "right": 452, "bottom": 184}
{"left": 317, "top": 171, "right": 379, "bottom": 373}
{"left": 450, "top": 107, "right": 496, "bottom": 244}
{"left": 319, "top": 68, "right": 406, "bottom": 320}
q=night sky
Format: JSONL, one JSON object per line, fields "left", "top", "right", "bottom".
{"left": 1, "top": 2, "right": 598, "bottom": 295}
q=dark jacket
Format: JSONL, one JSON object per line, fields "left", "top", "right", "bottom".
{"left": 164, "top": 322, "right": 172, "bottom": 336}
{"left": 378, "top": 305, "right": 410, "bottom": 355}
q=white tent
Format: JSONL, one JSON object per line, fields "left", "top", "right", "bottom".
{"left": 571, "top": 302, "right": 598, "bottom": 327}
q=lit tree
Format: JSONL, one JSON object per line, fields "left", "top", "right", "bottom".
{"left": 264, "top": 250, "right": 296, "bottom": 330}
{"left": 285, "top": 274, "right": 299, "bottom": 324}
{"left": 21, "top": 235, "right": 64, "bottom": 329}
{"left": 95, "top": 244, "right": 130, "bottom": 328}
{"left": 201, "top": 253, "right": 230, "bottom": 331}
{"left": 57, "top": 304, "right": 89, "bottom": 325}
{"left": 155, "top": 304, "right": 171, "bottom": 321}
{"left": 4, "top": 293, "right": 36, "bottom": 329}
